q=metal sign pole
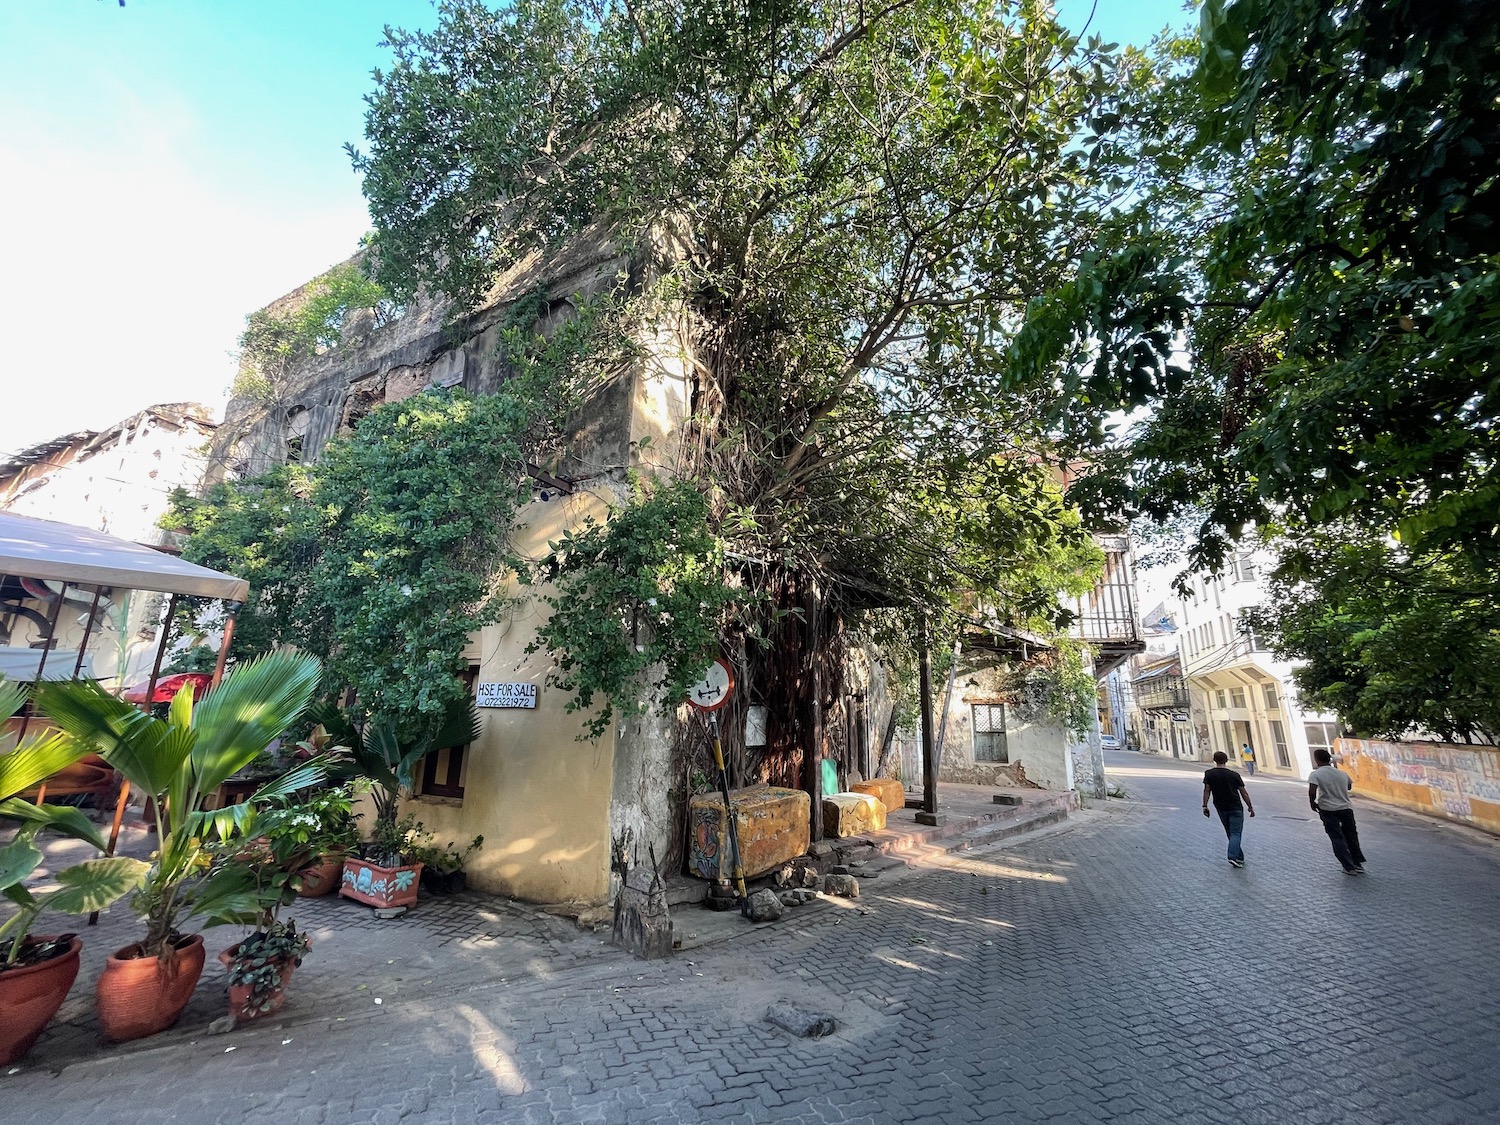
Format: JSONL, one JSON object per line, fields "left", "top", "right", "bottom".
{"left": 709, "top": 711, "right": 747, "bottom": 904}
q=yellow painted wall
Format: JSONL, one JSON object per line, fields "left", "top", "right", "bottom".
{"left": 1337, "top": 737, "right": 1500, "bottom": 834}
{"left": 398, "top": 489, "right": 620, "bottom": 905}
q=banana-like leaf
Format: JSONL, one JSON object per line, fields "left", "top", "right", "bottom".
{"left": 191, "top": 864, "right": 278, "bottom": 926}
{"left": 34, "top": 679, "right": 194, "bottom": 799}
{"left": 0, "top": 729, "right": 92, "bottom": 799}
{"left": 0, "top": 797, "right": 107, "bottom": 850}
{"left": 0, "top": 675, "right": 28, "bottom": 727}
{"left": 189, "top": 651, "right": 322, "bottom": 792}
{"left": 39, "top": 856, "right": 150, "bottom": 915}
{"left": 248, "top": 756, "right": 331, "bottom": 805}
{"left": 4, "top": 883, "right": 34, "bottom": 908}
{"left": 0, "top": 838, "right": 44, "bottom": 890}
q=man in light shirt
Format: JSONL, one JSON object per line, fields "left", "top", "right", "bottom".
{"left": 1309, "top": 747, "right": 1366, "bottom": 875}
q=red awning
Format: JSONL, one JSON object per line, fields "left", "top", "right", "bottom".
{"left": 121, "top": 672, "right": 212, "bottom": 704}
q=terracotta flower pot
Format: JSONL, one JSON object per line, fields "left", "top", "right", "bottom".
{"left": 217, "top": 944, "right": 301, "bottom": 1023}
{"left": 95, "top": 934, "right": 206, "bottom": 1043}
{"left": 296, "top": 853, "right": 345, "bottom": 897}
{"left": 340, "top": 857, "right": 422, "bottom": 908}
{"left": 0, "top": 935, "right": 82, "bottom": 1065}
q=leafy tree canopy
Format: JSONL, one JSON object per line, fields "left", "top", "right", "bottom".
{"left": 171, "top": 389, "right": 535, "bottom": 742}
{"left": 1248, "top": 531, "right": 1500, "bottom": 744}
{"left": 1026, "top": 0, "right": 1498, "bottom": 575}
{"left": 350, "top": 0, "right": 1123, "bottom": 665}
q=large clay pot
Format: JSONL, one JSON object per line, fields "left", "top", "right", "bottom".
{"left": 217, "top": 944, "right": 301, "bottom": 1023}
{"left": 340, "top": 857, "right": 422, "bottom": 908}
{"left": 296, "top": 853, "right": 345, "bottom": 897}
{"left": 0, "top": 935, "right": 82, "bottom": 1065}
{"left": 95, "top": 934, "right": 206, "bottom": 1043}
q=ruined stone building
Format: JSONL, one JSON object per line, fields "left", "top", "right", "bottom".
{"left": 206, "top": 232, "right": 704, "bottom": 909}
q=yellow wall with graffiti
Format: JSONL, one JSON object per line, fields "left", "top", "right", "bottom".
{"left": 1336, "top": 738, "right": 1500, "bottom": 834}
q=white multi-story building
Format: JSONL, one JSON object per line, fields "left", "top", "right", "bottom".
{"left": 1173, "top": 548, "right": 1341, "bottom": 778}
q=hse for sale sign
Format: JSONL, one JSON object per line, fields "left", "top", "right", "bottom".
{"left": 476, "top": 682, "right": 537, "bottom": 709}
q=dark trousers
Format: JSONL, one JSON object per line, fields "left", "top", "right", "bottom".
{"left": 1217, "top": 809, "right": 1245, "bottom": 862}
{"left": 1318, "top": 807, "right": 1365, "bottom": 870}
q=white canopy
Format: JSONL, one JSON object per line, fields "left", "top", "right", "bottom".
{"left": 0, "top": 511, "right": 249, "bottom": 602}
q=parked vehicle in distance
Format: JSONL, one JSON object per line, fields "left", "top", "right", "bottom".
{"left": 1100, "top": 734, "right": 1122, "bottom": 750}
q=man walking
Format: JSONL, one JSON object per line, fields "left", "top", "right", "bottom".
{"left": 1203, "top": 751, "right": 1255, "bottom": 868}
{"left": 1240, "top": 742, "right": 1257, "bottom": 776}
{"left": 1309, "top": 748, "right": 1366, "bottom": 875}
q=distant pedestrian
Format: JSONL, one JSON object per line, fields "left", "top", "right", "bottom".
{"left": 1240, "top": 742, "right": 1257, "bottom": 776}
{"left": 1309, "top": 748, "right": 1366, "bottom": 875}
{"left": 1203, "top": 751, "right": 1256, "bottom": 868}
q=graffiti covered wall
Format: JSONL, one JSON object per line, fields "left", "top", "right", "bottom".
{"left": 1337, "top": 738, "right": 1500, "bottom": 834}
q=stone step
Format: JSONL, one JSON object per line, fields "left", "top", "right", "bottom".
{"left": 828, "top": 790, "right": 1076, "bottom": 867}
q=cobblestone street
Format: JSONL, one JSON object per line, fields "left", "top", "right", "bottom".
{"left": 6, "top": 751, "right": 1499, "bottom": 1124}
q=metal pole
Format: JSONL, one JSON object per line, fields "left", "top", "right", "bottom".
{"left": 709, "top": 712, "right": 747, "bottom": 903}
{"left": 16, "top": 581, "right": 68, "bottom": 742}
{"left": 71, "top": 585, "right": 104, "bottom": 679}
{"left": 802, "top": 581, "right": 824, "bottom": 843}
{"left": 143, "top": 594, "right": 179, "bottom": 704}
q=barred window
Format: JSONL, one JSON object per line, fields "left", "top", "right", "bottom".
{"left": 972, "top": 703, "right": 1009, "bottom": 763}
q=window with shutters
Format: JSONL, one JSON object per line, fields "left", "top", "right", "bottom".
{"left": 419, "top": 665, "right": 479, "bottom": 801}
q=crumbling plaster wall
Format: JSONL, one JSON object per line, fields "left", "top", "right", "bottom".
{"left": 214, "top": 227, "right": 695, "bottom": 905}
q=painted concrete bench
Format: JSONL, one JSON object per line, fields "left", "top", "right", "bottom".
{"left": 851, "top": 777, "right": 905, "bottom": 816}
{"left": 688, "top": 785, "right": 810, "bottom": 881}
{"left": 822, "top": 791, "right": 886, "bottom": 838}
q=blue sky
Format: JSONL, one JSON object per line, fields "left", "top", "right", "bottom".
{"left": 0, "top": 0, "right": 1192, "bottom": 457}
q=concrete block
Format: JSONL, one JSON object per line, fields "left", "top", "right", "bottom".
{"left": 852, "top": 777, "right": 905, "bottom": 815}
{"left": 822, "top": 792, "right": 886, "bottom": 838}
{"left": 688, "top": 786, "right": 811, "bottom": 881}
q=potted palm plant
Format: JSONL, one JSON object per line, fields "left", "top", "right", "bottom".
{"left": 0, "top": 676, "right": 148, "bottom": 1065}
{"left": 35, "top": 650, "right": 327, "bottom": 1042}
{"left": 315, "top": 700, "right": 479, "bottom": 910}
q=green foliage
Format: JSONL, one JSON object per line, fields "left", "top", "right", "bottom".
{"left": 528, "top": 478, "right": 741, "bottom": 739}
{"left": 313, "top": 391, "right": 531, "bottom": 732}
{"left": 352, "top": 1, "right": 1122, "bottom": 739}
{"left": 1004, "top": 638, "right": 1099, "bottom": 734}
{"left": 34, "top": 651, "right": 328, "bottom": 957}
{"left": 167, "top": 464, "right": 329, "bottom": 662}
{"left": 408, "top": 829, "right": 484, "bottom": 875}
{"left": 313, "top": 698, "right": 480, "bottom": 856}
{"left": 258, "top": 786, "right": 362, "bottom": 863}
{"left": 1249, "top": 532, "right": 1500, "bottom": 744}
{"left": 170, "top": 388, "right": 542, "bottom": 740}
{"left": 223, "top": 920, "right": 311, "bottom": 1016}
{"left": 235, "top": 261, "right": 395, "bottom": 405}
{"left": 1028, "top": 4, "right": 1500, "bottom": 567}
{"left": 0, "top": 675, "right": 149, "bottom": 966}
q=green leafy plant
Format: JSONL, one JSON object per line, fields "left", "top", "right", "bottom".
{"left": 314, "top": 701, "right": 481, "bottom": 867}
{"left": 258, "top": 786, "right": 362, "bottom": 869}
{"left": 529, "top": 478, "right": 742, "bottom": 739}
{"left": 410, "top": 832, "right": 484, "bottom": 876}
{"left": 0, "top": 676, "right": 149, "bottom": 968}
{"left": 34, "top": 651, "right": 328, "bottom": 959}
{"left": 223, "top": 919, "right": 312, "bottom": 1017}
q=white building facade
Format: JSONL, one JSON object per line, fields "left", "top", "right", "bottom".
{"left": 1174, "top": 549, "right": 1340, "bottom": 778}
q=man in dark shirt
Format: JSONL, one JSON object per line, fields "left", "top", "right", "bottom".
{"left": 1203, "top": 751, "right": 1256, "bottom": 868}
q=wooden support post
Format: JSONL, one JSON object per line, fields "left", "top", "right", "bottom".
{"left": 210, "top": 600, "right": 242, "bottom": 689}
{"left": 915, "top": 613, "right": 945, "bottom": 826}
{"left": 802, "top": 581, "right": 824, "bottom": 844}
